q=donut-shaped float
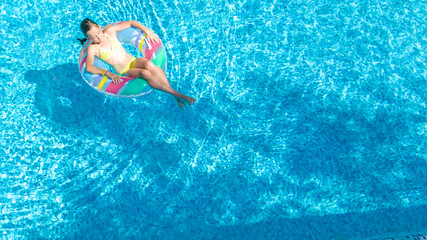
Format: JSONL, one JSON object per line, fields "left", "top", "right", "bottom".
{"left": 78, "top": 23, "right": 167, "bottom": 97}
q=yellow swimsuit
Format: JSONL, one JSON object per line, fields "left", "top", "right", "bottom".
{"left": 118, "top": 57, "right": 136, "bottom": 75}
{"left": 96, "top": 34, "right": 136, "bottom": 75}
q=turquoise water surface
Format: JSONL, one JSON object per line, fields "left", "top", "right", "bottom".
{"left": 0, "top": 0, "right": 426, "bottom": 239}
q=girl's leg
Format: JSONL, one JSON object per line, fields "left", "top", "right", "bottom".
{"left": 126, "top": 58, "right": 195, "bottom": 107}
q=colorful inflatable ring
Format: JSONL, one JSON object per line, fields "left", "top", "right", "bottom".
{"left": 78, "top": 23, "right": 167, "bottom": 97}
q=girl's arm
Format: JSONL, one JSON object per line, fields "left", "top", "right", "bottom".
{"left": 85, "top": 45, "right": 103, "bottom": 75}
{"left": 107, "top": 20, "right": 160, "bottom": 44}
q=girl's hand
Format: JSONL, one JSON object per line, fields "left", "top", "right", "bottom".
{"left": 146, "top": 32, "right": 160, "bottom": 44}
{"left": 107, "top": 71, "right": 122, "bottom": 84}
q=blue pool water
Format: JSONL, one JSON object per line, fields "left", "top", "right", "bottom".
{"left": 1, "top": 0, "right": 426, "bottom": 239}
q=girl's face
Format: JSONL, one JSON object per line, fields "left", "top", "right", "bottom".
{"left": 86, "top": 25, "right": 104, "bottom": 44}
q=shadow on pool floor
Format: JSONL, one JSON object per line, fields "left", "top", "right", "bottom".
{"left": 23, "top": 63, "right": 161, "bottom": 146}
{"left": 57, "top": 188, "right": 427, "bottom": 240}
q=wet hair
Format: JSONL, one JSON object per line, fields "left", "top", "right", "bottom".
{"left": 77, "top": 18, "right": 99, "bottom": 45}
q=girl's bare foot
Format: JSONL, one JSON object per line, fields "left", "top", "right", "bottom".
{"left": 174, "top": 96, "right": 195, "bottom": 108}
{"left": 175, "top": 97, "right": 186, "bottom": 109}
{"left": 183, "top": 97, "right": 196, "bottom": 105}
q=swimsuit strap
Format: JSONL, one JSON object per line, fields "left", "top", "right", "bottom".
{"left": 94, "top": 43, "right": 102, "bottom": 51}
{"left": 106, "top": 34, "right": 120, "bottom": 49}
{"left": 104, "top": 33, "right": 113, "bottom": 39}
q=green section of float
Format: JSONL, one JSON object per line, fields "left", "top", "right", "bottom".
{"left": 121, "top": 78, "right": 149, "bottom": 95}
{"left": 152, "top": 46, "right": 166, "bottom": 69}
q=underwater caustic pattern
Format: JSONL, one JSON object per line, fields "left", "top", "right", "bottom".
{"left": 0, "top": 0, "right": 426, "bottom": 239}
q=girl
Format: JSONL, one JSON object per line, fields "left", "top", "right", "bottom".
{"left": 78, "top": 18, "right": 195, "bottom": 108}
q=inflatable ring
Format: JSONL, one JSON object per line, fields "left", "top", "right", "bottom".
{"left": 78, "top": 23, "right": 167, "bottom": 97}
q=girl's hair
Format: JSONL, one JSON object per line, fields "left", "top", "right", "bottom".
{"left": 77, "top": 18, "right": 99, "bottom": 45}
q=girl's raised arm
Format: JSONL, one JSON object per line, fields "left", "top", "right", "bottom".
{"left": 108, "top": 21, "right": 160, "bottom": 44}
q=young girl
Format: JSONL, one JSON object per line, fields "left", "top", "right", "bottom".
{"left": 78, "top": 18, "right": 195, "bottom": 108}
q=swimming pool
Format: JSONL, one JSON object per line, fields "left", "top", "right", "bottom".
{"left": 0, "top": 0, "right": 426, "bottom": 239}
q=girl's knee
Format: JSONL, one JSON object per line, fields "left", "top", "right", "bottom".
{"left": 137, "top": 58, "right": 151, "bottom": 68}
{"left": 138, "top": 69, "right": 152, "bottom": 79}
{"left": 146, "top": 61, "right": 158, "bottom": 72}
{"left": 138, "top": 58, "right": 162, "bottom": 73}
